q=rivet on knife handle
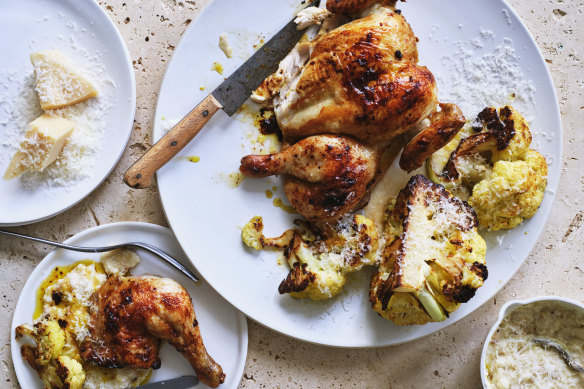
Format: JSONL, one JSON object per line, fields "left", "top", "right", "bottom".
{"left": 124, "top": 95, "right": 222, "bottom": 189}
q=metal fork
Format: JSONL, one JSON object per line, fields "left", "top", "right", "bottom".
{"left": 0, "top": 229, "right": 199, "bottom": 283}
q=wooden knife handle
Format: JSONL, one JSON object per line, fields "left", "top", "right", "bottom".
{"left": 124, "top": 94, "right": 222, "bottom": 189}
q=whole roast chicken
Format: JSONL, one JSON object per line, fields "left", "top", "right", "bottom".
{"left": 241, "top": 0, "right": 465, "bottom": 230}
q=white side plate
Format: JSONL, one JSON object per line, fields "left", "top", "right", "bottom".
{"left": 11, "top": 222, "right": 248, "bottom": 389}
{"left": 0, "top": 0, "right": 135, "bottom": 226}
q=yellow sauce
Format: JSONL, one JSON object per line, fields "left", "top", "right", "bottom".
{"left": 199, "top": 86, "right": 206, "bottom": 91}
{"left": 272, "top": 186, "right": 278, "bottom": 191}
{"left": 34, "top": 259, "right": 104, "bottom": 320}
{"left": 186, "top": 155, "right": 200, "bottom": 163}
{"left": 211, "top": 62, "right": 224, "bottom": 75}
{"left": 273, "top": 197, "right": 297, "bottom": 214}
{"left": 265, "top": 190, "right": 273, "bottom": 199}
{"left": 228, "top": 172, "right": 245, "bottom": 188}
{"left": 252, "top": 38, "right": 265, "bottom": 50}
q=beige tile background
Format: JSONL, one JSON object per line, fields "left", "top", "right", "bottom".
{"left": 1, "top": 0, "right": 582, "bottom": 387}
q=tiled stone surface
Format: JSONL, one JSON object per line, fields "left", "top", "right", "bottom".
{"left": 1, "top": 1, "right": 582, "bottom": 388}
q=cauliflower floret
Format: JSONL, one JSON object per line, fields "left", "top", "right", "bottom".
{"left": 16, "top": 320, "right": 65, "bottom": 366}
{"left": 369, "top": 175, "right": 488, "bottom": 325}
{"left": 468, "top": 150, "right": 547, "bottom": 230}
{"left": 426, "top": 106, "right": 547, "bottom": 230}
{"left": 54, "top": 356, "right": 85, "bottom": 389}
{"left": 16, "top": 319, "right": 86, "bottom": 389}
{"left": 242, "top": 214, "right": 379, "bottom": 300}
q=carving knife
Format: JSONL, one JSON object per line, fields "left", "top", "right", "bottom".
{"left": 124, "top": 1, "right": 317, "bottom": 188}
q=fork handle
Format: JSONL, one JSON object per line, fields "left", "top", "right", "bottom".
{"left": 123, "top": 94, "right": 223, "bottom": 189}
{"left": 0, "top": 229, "right": 98, "bottom": 252}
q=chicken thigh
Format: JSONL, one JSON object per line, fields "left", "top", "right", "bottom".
{"left": 241, "top": 135, "right": 385, "bottom": 228}
{"left": 79, "top": 275, "right": 225, "bottom": 388}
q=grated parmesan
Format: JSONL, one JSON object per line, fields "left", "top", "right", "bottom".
{"left": 0, "top": 36, "right": 115, "bottom": 189}
{"left": 437, "top": 33, "right": 536, "bottom": 120}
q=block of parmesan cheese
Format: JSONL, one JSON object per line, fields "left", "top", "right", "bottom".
{"left": 30, "top": 50, "right": 98, "bottom": 110}
{"left": 4, "top": 114, "right": 75, "bottom": 180}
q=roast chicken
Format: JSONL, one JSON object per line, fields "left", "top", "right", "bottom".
{"left": 79, "top": 275, "right": 225, "bottom": 388}
{"left": 241, "top": 1, "right": 464, "bottom": 229}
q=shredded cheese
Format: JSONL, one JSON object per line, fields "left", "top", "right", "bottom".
{"left": 486, "top": 301, "right": 584, "bottom": 388}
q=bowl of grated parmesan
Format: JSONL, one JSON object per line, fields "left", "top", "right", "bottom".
{"left": 481, "top": 296, "right": 584, "bottom": 389}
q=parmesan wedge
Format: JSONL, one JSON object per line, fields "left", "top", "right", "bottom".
{"left": 30, "top": 50, "right": 98, "bottom": 110}
{"left": 4, "top": 114, "right": 75, "bottom": 180}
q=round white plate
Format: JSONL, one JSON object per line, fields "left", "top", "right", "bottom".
{"left": 0, "top": 0, "right": 135, "bottom": 226}
{"left": 11, "top": 222, "right": 248, "bottom": 389}
{"left": 155, "top": 0, "right": 561, "bottom": 347}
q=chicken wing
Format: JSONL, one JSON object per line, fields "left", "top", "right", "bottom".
{"left": 79, "top": 275, "right": 225, "bottom": 388}
{"left": 399, "top": 103, "right": 466, "bottom": 172}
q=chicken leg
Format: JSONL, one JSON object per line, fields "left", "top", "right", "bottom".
{"left": 79, "top": 275, "right": 225, "bottom": 388}
{"left": 240, "top": 135, "right": 384, "bottom": 228}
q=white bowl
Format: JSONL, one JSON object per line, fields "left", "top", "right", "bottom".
{"left": 480, "top": 296, "right": 584, "bottom": 388}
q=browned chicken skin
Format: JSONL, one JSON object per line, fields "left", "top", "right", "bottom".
{"left": 80, "top": 275, "right": 225, "bottom": 388}
{"left": 275, "top": 7, "right": 438, "bottom": 143}
{"left": 326, "top": 0, "right": 398, "bottom": 14}
{"left": 241, "top": 3, "right": 464, "bottom": 228}
{"left": 399, "top": 103, "right": 466, "bottom": 172}
{"left": 241, "top": 135, "right": 382, "bottom": 227}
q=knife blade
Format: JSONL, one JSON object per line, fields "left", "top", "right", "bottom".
{"left": 124, "top": 1, "right": 317, "bottom": 189}
{"left": 136, "top": 375, "right": 199, "bottom": 389}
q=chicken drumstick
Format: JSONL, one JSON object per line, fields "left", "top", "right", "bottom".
{"left": 80, "top": 275, "right": 225, "bottom": 388}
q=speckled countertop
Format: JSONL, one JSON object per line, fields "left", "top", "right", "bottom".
{"left": 1, "top": 1, "right": 582, "bottom": 388}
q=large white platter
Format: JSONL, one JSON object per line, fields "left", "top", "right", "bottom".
{"left": 0, "top": 0, "right": 135, "bottom": 226}
{"left": 11, "top": 222, "right": 248, "bottom": 389}
{"left": 155, "top": 0, "right": 562, "bottom": 347}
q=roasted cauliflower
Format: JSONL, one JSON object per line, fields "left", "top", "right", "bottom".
{"left": 427, "top": 106, "right": 547, "bottom": 230}
{"left": 242, "top": 214, "right": 379, "bottom": 300}
{"left": 16, "top": 319, "right": 86, "bottom": 389}
{"left": 369, "top": 175, "right": 487, "bottom": 325}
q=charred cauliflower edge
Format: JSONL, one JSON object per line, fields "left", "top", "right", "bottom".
{"left": 242, "top": 214, "right": 379, "bottom": 300}
{"left": 369, "top": 175, "right": 487, "bottom": 326}
{"left": 427, "top": 105, "right": 548, "bottom": 231}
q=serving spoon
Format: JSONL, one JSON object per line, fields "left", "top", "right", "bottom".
{"left": 0, "top": 229, "right": 199, "bottom": 283}
{"left": 532, "top": 338, "right": 584, "bottom": 373}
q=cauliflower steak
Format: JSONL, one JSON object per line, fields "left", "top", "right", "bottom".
{"left": 369, "top": 175, "right": 487, "bottom": 325}
{"left": 427, "top": 106, "right": 548, "bottom": 230}
{"left": 242, "top": 214, "right": 379, "bottom": 300}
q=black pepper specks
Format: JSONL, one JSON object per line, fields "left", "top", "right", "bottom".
{"left": 203, "top": 110, "right": 209, "bottom": 117}
{"left": 170, "top": 141, "right": 177, "bottom": 146}
{"left": 395, "top": 9, "right": 402, "bottom": 14}
{"left": 395, "top": 50, "right": 403, "bottom": 60}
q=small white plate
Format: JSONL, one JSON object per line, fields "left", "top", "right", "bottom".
{"left": 0, "top": 0, "right": 135, "bottom": 226}
{"left": 10, "top": 222, "right": 248, "bottom": 389}
{"left": 155, "top": 0, "right": 561, "bottom": 347}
